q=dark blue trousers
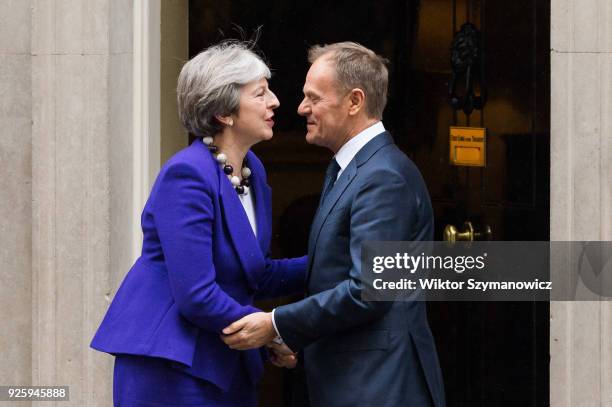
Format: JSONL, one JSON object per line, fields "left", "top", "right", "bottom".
{"left": 113, "top": 355, "right": 257, "bottom": 407}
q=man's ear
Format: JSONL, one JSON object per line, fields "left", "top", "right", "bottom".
{"left": 215, "top": 114, "right": 234, "bottom": 127}
{"left": 347, "top": 88, "right": 366, "bottom": 116}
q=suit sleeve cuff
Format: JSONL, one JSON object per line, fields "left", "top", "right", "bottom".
{"left": 271, "top": 308, "right": 284, "bottom": 343}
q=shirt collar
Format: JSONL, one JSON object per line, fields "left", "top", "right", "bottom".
{"left": 334, "top": 121, "right": 385, "bottom": 171}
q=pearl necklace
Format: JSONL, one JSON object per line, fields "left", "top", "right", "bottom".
{"left": 203, "top": 136, "right": 252, "bottom": 195}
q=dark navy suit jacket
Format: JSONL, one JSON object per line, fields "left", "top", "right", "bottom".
{"left": 91, "top": 138, "right": 307, "bottom": 391}
{"left": 275, "top": 132, "right": 445, "bottom": 407}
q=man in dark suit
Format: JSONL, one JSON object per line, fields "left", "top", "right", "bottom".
{"left": 222, "top": 42, "right": 445, "bottom": 407}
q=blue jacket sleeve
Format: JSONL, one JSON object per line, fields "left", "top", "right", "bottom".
{"left": 255, "top": 255, "right": 308, "bottom": 300}
{"left": 154, "top": 163, "right": 259, "bottom": 333}
{"left": 274, "top": 169, "right": 417, "bottom": 351}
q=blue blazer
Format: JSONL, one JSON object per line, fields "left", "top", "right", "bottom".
{"left": 91, "top": 138, "right": 307, "bottom": 391}
{"left": 275, "top": 132, "right": 445, "bottom": 407}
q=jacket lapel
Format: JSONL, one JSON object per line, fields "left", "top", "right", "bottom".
{"left": 306, "top": 161, "right": 357, "bottom": 271}
{"left": 218, "top": 163, "right": 266, "bottom": 291}
{"left": 248, "top": 152, "right": 272, "bottom": 254}
{"left": 306, "top": 132, "right": 394, "bottom": 277}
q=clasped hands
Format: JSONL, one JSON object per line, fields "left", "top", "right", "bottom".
{"left": 220, "top": 312, "right": 297, "bottom": 369}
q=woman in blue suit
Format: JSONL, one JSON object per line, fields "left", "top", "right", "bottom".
{"left": 91, "top": 41, "right": 306, "bottom": 406}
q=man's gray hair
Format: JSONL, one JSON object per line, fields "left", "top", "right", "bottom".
{"left": 177, "top": 41, "right": 271, "bottom": 136}
{"left": 308, "top": 42, "right": 389, "bottom": 119}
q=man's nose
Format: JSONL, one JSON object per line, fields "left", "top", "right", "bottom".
{"left": 297, "top": 99, "right": 309, "bottom": 116}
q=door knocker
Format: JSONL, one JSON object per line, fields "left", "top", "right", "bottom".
{"left": 448, "top": 22, "right": 486, "bottom": 115}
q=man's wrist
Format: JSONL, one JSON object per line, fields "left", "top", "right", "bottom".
{"left": 270, "top": 309, "right": 284, "bottom": 343}
{"left": 265, "top": 312, "right": 277, "bottom": 342}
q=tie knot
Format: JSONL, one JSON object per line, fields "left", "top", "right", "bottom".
{"left": 326, "top": 159, "right": 341, "bottom": 180}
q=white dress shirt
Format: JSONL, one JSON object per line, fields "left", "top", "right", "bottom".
{"left": 239, "top": 188, "right": 257, "bottom": 238}
{"left": 334, "top": 121, "right": 385, "bottom": 180}
{"left": 270, "top": 121, "right": 386, "bottom": 344}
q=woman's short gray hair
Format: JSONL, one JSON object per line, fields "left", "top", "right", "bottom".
{"left": 177, "top": 41, "right": 271, "bottom": 137}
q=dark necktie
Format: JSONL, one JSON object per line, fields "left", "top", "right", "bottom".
{"left": 320, "top": 159, "right": 341, "bottom": 206}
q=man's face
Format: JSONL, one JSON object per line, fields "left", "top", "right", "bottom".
{"left": 297, "top": 57, "right": 350, "bottom": 152}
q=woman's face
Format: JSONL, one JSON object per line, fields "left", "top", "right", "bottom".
{"left": 231, "top": 78, "right": 279, "bottom": 144}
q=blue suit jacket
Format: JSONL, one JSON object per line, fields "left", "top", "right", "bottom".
{"left": 275, "top": 132, "right": 445, "bottom": 407}
{"left": 91, "top": 138, "right": 307, "bottom": 391}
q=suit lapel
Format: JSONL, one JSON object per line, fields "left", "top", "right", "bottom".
{"left": 306, "top": 161, "right": 357, "bottom": 274}
{"left": 306, "top": 132, "right": 395, "bottom": 278}
{"left": 218, "top": 163, "right": 266, "bottom": 291}
{"left": 248, "top": 151, "right": 272, "bottom": 254}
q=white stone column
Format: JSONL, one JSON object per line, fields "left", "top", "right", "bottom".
{"left": 0, "top": 0, "right": 32, "bottom": 398}
{"left": 160, "top": 0, "right": 188, "bottom": 163}
{"left": 31, "top": 0, "right": 134, "bottom": 405}
{"left": 550, "top": 0, "right": 612, "bottom": 405}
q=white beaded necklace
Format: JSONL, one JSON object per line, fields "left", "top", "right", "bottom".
{"left": 203, "top": 136, "right": 252, "bottom": 195}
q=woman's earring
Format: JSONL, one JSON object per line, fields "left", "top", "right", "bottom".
{"left": 228, "top": 120, "right": 233, "bottom": 127}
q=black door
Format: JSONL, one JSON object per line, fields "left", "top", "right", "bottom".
{"left": 189, "top": 1, "right": 550, "bottom": 405}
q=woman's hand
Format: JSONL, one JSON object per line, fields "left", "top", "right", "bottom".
{"left": 221, "top": 312, "right": 277, "bottom": 350}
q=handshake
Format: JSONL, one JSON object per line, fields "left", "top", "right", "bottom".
{"left": 220, "top": 312, "right": 298, "bottom": 369}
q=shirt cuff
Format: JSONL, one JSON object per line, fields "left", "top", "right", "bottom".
{"left": 271, "top": 308, "right": 284, "bottom": 343}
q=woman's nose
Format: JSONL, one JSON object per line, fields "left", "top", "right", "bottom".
{"left": 267, "top": 90, "right": 280, "bottom": 109}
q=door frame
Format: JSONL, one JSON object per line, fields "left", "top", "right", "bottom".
{"left": 131, "top": 0, "right": 161, "bottom": 260}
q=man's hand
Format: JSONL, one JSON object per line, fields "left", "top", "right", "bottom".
{"left": 266, "top": 341, "right": 295, "bottom": 356}
{"left": 267, "top": 342, "right": 297, "bottom": 369}
{"left": 221, "top": 312, "right": 276, "bottom": 350}
{"left": 269, "top": 350, "right": 298, "bottom": 369}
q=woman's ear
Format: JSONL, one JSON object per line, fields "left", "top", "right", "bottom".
{"left": 347, "top": 88, "right": 365, "bottom": 116}
{"left": 215, "top": 114, "right": 234, "bottom": 127}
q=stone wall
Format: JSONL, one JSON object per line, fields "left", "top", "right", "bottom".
{"left": 0, "top": 0, "right": 33, "bottom": 398}
{"left": 30, "top": 0, "right": 134, "bottom": 405}
{"left": 550, "top": 0, "right": 612, "bottom": 405}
